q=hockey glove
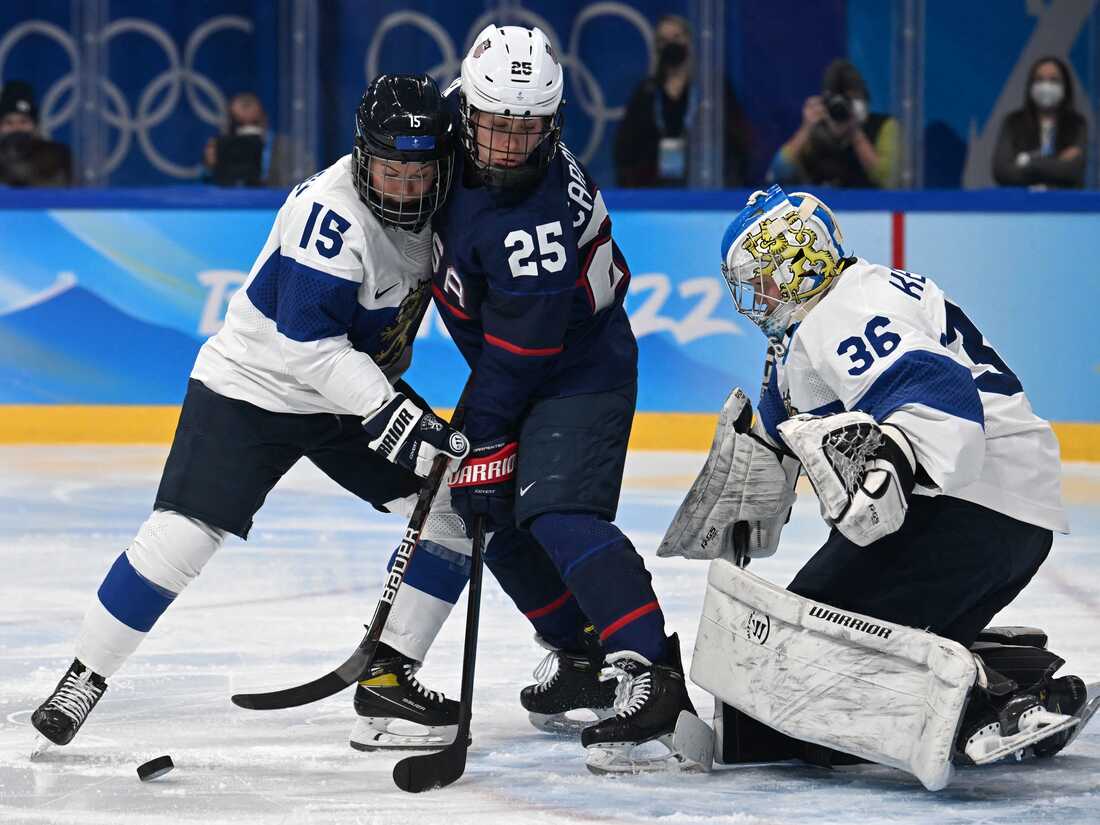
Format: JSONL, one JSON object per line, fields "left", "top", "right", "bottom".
{"left": 778, "top": 412, "right": 916, "bottom": 547}
{"left": 363, "top": 393, "right": 469, "bottom": 478}
{"left": 448, "top": 437, "right": 518, "bottom": 537}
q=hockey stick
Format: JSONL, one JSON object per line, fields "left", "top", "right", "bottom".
{"left": 231, "top": 385, "right": 470, "bottom": 711}
{"left": 392, "top": 514, "right": 485, "bottom": 792}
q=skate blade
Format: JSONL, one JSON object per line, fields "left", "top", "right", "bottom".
{"left": 1060, "top": 694, "right": 1100, "bottom": 752}
{"left": 968, "top": 712, "right": 1079, "bottom": 765}
{"left": 527, "top": 708, "right": 614, "bottom": 736}
{"left": 349, "top": 717, "right": 457, "bottom": 752}
{"left": 585, "top": 714, "right": 713, "bottom": 776}
{"left": 30, "top": 735, "right": 53, "bottom": 761}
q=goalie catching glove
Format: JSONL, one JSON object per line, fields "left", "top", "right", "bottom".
{"left": 777, "top": 411, "right": 916, "bottom": 547}
{"left": 658, "top": 387, "right": 800, "bottom": 565}
{"left": 363, "top": 393, "right": 470, "bottom": 477}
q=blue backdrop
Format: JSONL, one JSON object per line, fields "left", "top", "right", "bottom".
{"left": 0, "top": 189, "right": 1095, "bottom": 422}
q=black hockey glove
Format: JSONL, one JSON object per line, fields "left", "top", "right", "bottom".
{"left": 448, "top": 436, "right": 518, "bottom": 537}
{"left": 363, "top": 393, "right": 469, "bottom": 478}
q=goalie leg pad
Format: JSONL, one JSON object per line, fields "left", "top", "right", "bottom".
{"left": 690, "top": 560, "right": 976, "bottom": 790}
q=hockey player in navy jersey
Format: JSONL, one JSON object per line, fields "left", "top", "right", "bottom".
{"left": 365, "top": 24, "right": 701, "bottom": 773}
{"left": 660, "top": 185, "right": 1090, "bottom": 783}
{"left": 30, "top": 75, "right": 474, "bottom": 753}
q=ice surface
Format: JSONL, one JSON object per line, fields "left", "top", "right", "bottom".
{"left": 1, "top": 446, "right": 1097, "bottom": 825}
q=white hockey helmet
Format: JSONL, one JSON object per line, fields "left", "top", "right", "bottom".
{"left": 459, "top": 24, "right": 564, "bottom": 190}
{"left": 720, "top": 185, "right": 848, "bottom": 338}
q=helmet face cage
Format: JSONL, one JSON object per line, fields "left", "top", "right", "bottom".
{"left": 353, "top": 139, "right": 453, "bottom": 232}
{"left": 459, "top": 95, "right": 563, "bottom": 190}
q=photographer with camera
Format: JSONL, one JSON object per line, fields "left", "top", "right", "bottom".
{"left": 768, "top": 59, "right": 898, "bottom": 189}
{"left": 203, "top": 92, "right": 293, "bottom": 187}
{"left": 0, "top": 80, "right": 72, "bottom": 187}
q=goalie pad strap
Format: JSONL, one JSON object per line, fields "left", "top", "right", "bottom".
{"left": 690, "top": 560, "right": 977, "bottom": 790}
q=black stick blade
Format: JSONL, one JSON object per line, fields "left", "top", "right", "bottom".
{"left": 231, "top": 649, "right": 370, "bottom": 710}
{"left": 392, "top": 739, "right": 469, "bottom": 793}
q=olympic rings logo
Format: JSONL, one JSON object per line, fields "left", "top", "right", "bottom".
{"left": 0, "top": 16, "right": 252, "bottom": 178}
{"left": 365, "top": 4, "right": 656, "bottom": 165}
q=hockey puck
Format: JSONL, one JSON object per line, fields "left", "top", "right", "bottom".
{"left": 136, "top": 755, "right": 174, "bottom": 782}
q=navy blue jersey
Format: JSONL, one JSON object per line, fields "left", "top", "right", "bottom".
{"left": 431, "top": 137, "right": 637, "bottom": 440}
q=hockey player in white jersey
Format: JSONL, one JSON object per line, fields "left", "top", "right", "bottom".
{"left": 660, "top": 185, "right": 1091, "bottom": 786}
{"left": 30, "top": 75, "right": 473, "bottom": 754}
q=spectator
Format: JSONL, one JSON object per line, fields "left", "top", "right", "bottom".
{"left": 0, "top": 80, "right": 72, "bottom": 187}
{"left": 768, "top": 59, "right": 899, "bottom": 189}
{"left": 613, "top": 14, "right": 749, "bottom": 187}
{"left": 203, "top": 92, "right": 293, "bottom": 187}
{"left": 992, "top": 56, "right": 1086, "bottom": 189}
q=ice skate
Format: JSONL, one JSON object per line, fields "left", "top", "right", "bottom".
{"left": 520, "top": 625, "right": 617, "bottom": 734}
{"left": 957, "top": 679, "right": 1086, "bottom": 766}
{"left": 349, "top": 644, "right": 459, "bottom": 751}
{"left": 31, "top": 659, "right": 108, "bottom": 754}
{"left": 581, "top": 635, "right": 709, "bottom": 774}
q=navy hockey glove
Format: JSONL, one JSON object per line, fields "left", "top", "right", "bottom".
{"left": 363, "top": 393, "right": 469, "bottom": 478}
{"left": 448, "top": 437, "right": 518, "bottom": 536}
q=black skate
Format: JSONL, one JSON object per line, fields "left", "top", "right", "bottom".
{"left": 581, "top": 634, "right": 709, "bottom": 775}
{"left": 956, "top": 678, "right": 1089, "bottom": 766}
{"left": 350, "top": 644, "right": 459, "bottom": 752}
{"left": 520, "top": 625, "right": 617, "bottom": 734}
{"left": 31, "top": 658, "right": 108, "bottom": 755}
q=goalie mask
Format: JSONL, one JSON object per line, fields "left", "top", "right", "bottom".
{"left": 353, "top": 74, "right": 454, "bottom": 231}
{"left": 720, "top": 185, "right": 847, "bottom": 339}
{"left": 459, "top": 24, "right": 564, "bottom": 191}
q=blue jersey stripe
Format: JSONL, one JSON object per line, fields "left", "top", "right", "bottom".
{"left": 853, "top": 349, "right": 984, "bottom": 427}
{"left": 97, "top": 552, "right": 177, "bottom": 632}
{"left": 246, "top": 248, "right": 360, "bottom": 343}
{"left": 388, "top": 540, "right": 469, "bottom": 604}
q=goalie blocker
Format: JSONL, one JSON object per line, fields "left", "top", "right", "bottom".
{"left": 690, "top": 561, "right": 1085, "bottom": 790}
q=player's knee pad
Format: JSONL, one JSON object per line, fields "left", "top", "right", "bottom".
{"left": 126, "top": 508, "right": 225, "bottom": 594}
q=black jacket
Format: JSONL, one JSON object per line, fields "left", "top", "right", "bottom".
{"left": 613, "top": 76, "right": 749, "bottom": 187}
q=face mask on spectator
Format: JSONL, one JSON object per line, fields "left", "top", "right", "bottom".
{"left": 1030, "top": 80, "right": 1063, "bottom": 109}
{"left": 851, "top": 98, "right": 869, "bottom": 123}
{"left": 658, "top": 42, "right": 688, "bottom": 71}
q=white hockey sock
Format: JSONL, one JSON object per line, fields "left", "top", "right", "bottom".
{"left": 74, "top": 509, "right": 225, "bottom": 677}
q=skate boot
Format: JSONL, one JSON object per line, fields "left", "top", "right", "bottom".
{"left": 957, "top": 687, "right": 1082, "bottom": 766}
{"left": 350, "top": 644, "right": 459, "bottom": 751}
{"left": 520, "top": 625, "right": 617, "bottom": 734}
{"left": 31, "top": 659, "right": 108, "bottom": 752}
{"left": 581, "top": 634, "right": 707, "bottom": 774}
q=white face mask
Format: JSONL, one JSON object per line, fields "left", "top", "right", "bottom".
{"left": 1031, "top": 80, "right": 1064, "bottom": 109}
{"left": 850, "top": 98, "right": 869, "bottom": 124}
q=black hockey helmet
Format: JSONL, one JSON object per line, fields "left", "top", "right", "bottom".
{"left": 353, "top": 74, "right": 454, "bottom": 231}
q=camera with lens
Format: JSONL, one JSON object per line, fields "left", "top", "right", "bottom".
{"left": 213, "top": 124, "right": 264, "bottom": 187}
{"left": 825, "top": 93, "right": 852, "bottom": 123}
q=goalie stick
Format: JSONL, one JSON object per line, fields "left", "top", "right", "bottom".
{"left": 392, "top": 515, "right": 485, "bottom": 792}
{"left": 231, "top": 381, "right": 471, "bottom": 711}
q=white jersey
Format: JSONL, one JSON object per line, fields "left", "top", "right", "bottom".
{"left": 192, "top": 156, "right": 433, "bottom": 419}
{"left": 758, "top": 259, "right": 1067, "bottom": 533}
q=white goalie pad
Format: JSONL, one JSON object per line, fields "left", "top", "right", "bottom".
{"left": 690, "top": 560, "right": 977, "bottom": 790}
{"left": 658, "top": 387, "right": 798, "bottom": 562}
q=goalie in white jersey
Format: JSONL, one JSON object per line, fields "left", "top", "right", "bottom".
{"left": 30, "top": 75, "right": 473, "bottom": 754}
{"left": 660, "top": 185, "right": 1090, "bottom": 783}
